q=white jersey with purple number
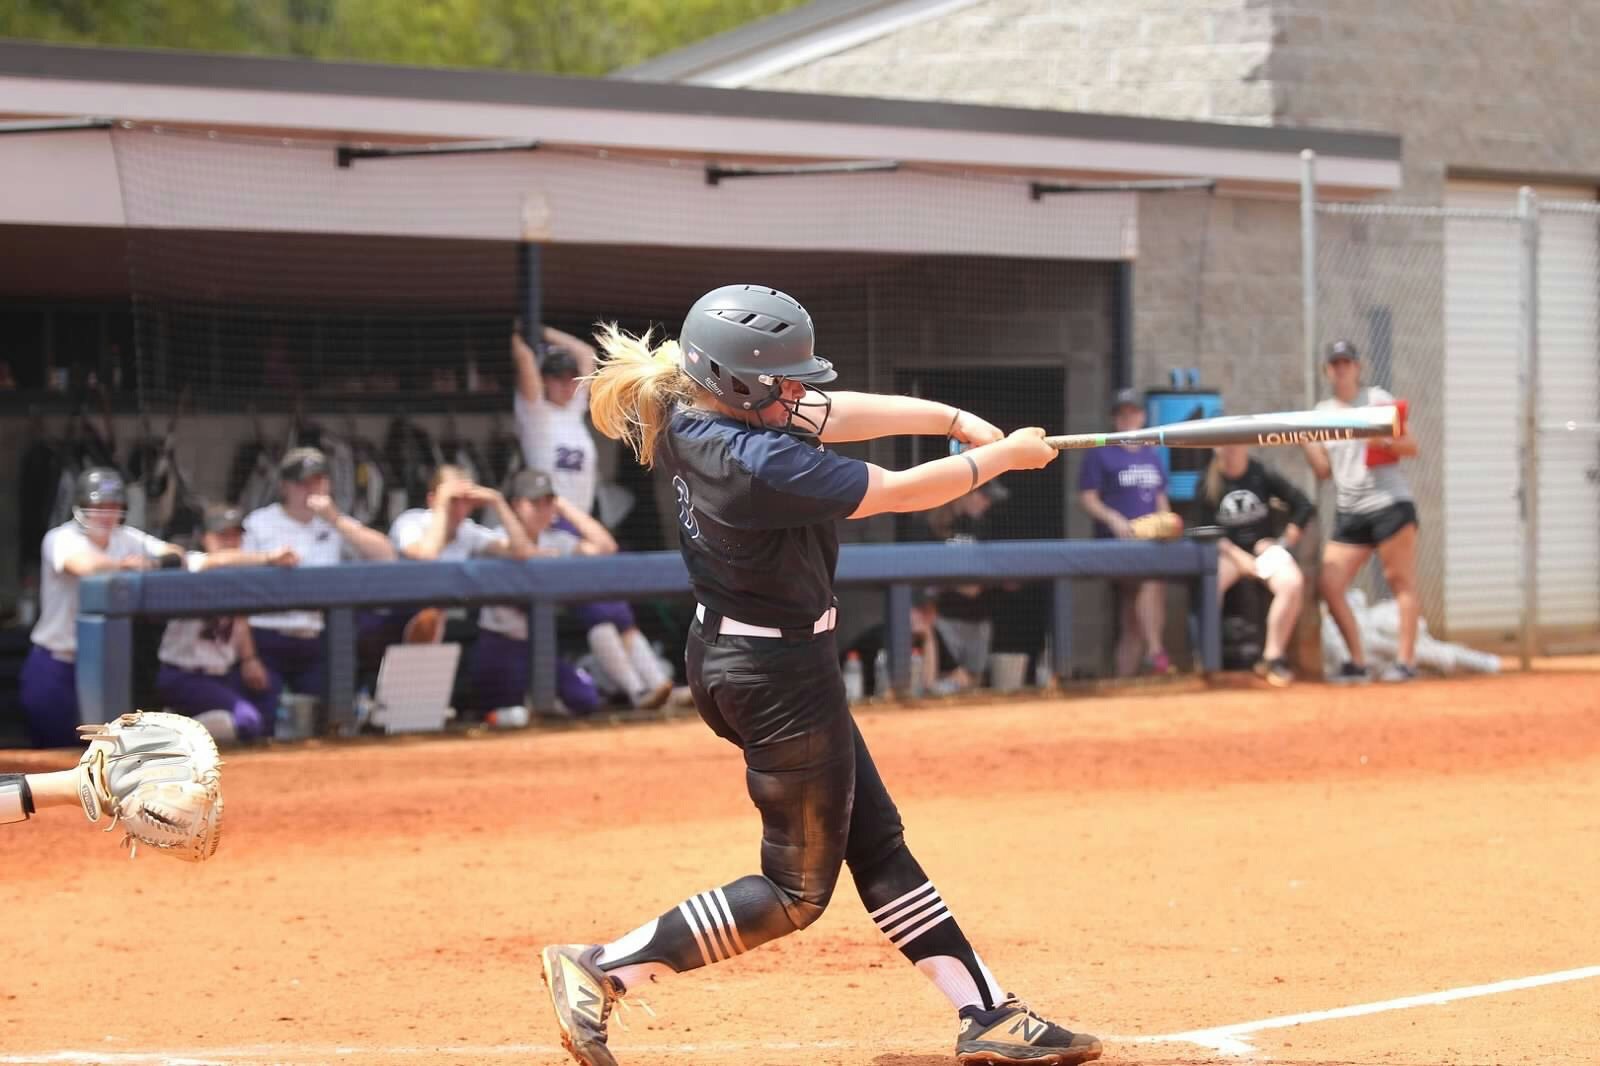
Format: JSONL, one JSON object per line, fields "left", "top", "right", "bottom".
{"left": 242, "top": 504, "right": 354, "bottom": 635}
{"left": 515, "top": 384, "right": 597, "bottom": 515}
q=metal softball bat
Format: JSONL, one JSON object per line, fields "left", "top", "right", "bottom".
{"left": 1045, "top": 403, "right": 1405, "bottom": 451}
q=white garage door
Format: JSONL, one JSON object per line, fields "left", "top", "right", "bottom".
{"left": 1444, "top": 180, "right": 1600, "bottom": 638}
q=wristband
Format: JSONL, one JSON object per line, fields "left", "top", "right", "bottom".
{"left": 961, "top": 454, "right": 980, "bottom": 492}
{"left": 946, "top": 408, "right": 963, "bottom": 438}
{"left": 0, "top": 773, "right": 34, "bottom": 824}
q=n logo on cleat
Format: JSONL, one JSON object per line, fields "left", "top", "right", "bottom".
{"left": 575, "top": 984, "right": 602, "bottom": 1024}
{"left": 1010, "top": 1016, "right": 1046, "bottom": 1043}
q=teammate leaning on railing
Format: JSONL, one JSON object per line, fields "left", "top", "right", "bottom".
{"left": 538, "top": 284, "right": 1101, "bottom": 1066}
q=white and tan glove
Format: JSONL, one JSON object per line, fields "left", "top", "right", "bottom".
{"left": 76, "top": 712, "right": 224, "bottom": 862}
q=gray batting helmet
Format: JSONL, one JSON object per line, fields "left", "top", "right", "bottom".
{"left": 74, "top": 467, "right": 127, "bottom": 529}
{"left": 680, "top": 285, "right": 836, "bottom": 436}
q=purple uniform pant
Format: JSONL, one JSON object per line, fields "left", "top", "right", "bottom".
{"left": 19, "top": 645, "right": 79, "bottom": 748}
{"left": 468, "top": 629, "right": 599, "bottom": 715}
{"left": 249, "top": 627, "right": 326, "bottom": 699}
{"left": 570, "top": 600, "right": 636, "bottom": 632}
{"left": 155, "top": 664, "right": 280, "bottom": 742}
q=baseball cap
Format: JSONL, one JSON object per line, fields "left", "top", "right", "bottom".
{"left": 203, "top": 504, "right": 245, "bottom": 534}
{"left": 508, "top": 468, "right": 556, "bottom": 502}
{"left": 1110, "top": 387, "right": 1143, "bottom": 413}
{"left": 539, "top": 346, "right": 580, "bottom": 379}
{"left": 1325, "top": 339, "right": 1360, "bottom": 363}
{"left": 279, "top": 447, "right": 329, "bottom": 483}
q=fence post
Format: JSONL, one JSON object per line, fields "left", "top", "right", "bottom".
{"left": 1300, "top": 150, "right": 1319, "bottom": 410}
{"left": 528, "top": 599, "right": 560, "bottom": 714}
{"left": 1517, "top": 186, "right": 1541, "bottom": 670}
{"left": 322, "top": 607, "right": 356, "bottom": 734}
{"left": 884, "top": 583, "right": 913, "bottom": 696}
{"left": 1050, "top": 577, "right": 1073, "bottom": 685}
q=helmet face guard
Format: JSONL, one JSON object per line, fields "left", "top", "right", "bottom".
{"left": 680, "top": 285, "right": 837, "bottom": 438}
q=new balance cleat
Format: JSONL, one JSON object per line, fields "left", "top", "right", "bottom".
{"left": 541, "top": 944, "right": 623, "bottom": 1066}
{"left": 955, "top": 997, "right": 1103, "bottom": 1065}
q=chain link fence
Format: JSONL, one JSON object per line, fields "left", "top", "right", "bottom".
{"left": 1308, "top": 183, "right": 1600, "bottom": 661}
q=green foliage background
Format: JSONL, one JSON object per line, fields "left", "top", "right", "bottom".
{"left": 0, "top": 0, "right": 808, "bottom": 75}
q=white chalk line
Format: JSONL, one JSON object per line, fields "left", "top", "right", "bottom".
{"left": 1130, "top": 963, "right": 1600, "bottom": 1055}
{"left": 6, "top": 965, "right": 1596, "bottom": 1064}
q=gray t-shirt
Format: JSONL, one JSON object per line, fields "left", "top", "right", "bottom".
{"left": 1315, "top": 385, "right": 1411, "bottom": 514}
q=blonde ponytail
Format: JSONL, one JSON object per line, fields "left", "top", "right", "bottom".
{"left": 586, "top": 324, "right": 699, "bottom": 468}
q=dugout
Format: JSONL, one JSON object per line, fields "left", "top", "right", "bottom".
{"left": 0, "top": 41, "right": 1400, "bottom": 727}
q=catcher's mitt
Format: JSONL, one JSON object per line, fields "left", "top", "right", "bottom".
{"left": 76, "top": 711, "right": 223, "bottom": 862}
{"left": 1128, "top": 512, "right": 1184, "bottom": 541}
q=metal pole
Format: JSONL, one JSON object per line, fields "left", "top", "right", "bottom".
{"left": 1517, "top": 186, "right": 1541, "bottom": 671}
{"left": 1300, "top": 150, "right": 1319, "bottom": 410}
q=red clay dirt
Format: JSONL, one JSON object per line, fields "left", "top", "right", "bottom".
{"left": 3, "top": 664, "right": 1598, "bottom": 1066}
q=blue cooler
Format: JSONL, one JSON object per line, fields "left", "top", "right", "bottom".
{"left": 1144, "top": 389, "right": 1223, "bottom": 502}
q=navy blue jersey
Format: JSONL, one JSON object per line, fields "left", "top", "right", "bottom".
{"left": 660, "top": 408, "right": 869, "bottom": 629}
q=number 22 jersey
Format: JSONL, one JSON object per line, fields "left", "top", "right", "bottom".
{"left": 515, "top": 383, "right": 598, "bottom": 515}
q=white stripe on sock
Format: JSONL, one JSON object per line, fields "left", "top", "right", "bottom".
{"left": 874, "top": 886, "right": 941, "bottom": 930}
{"left": 891, "top": 908, "right": 954, "bottom": 948}
{"left": 868, "top": 880, "right": 936, "bottom": 921}
{"left": 880, "top": 895, "right": 947, "bottom": 940}
{"left": 712, "top": 886, "right": 748, "bottom": 955}
{"left": 677, "top": 901, "right": 714, "bottom": 968}
{"left": 686, "top": 893, "right": 726, "bottom": 962}
{"left": 695, "top": 892, "right": 735, "bottom": 962}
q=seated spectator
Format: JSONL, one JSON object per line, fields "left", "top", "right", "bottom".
{"left": 156, "top": 505, "right": 300, "bottom": 742}
{"left": 23, "top": 469, "right": 184, "bottom": 747}
{"left": 1204, "top": 444, "right": 1315, "bottom": 687}
{"left": 243, "top": 447, "right": 396, "bottom": 702}
{"left": 841, "top": 589, "right": 964, "bottom": 697}
{"left": 387, "top": 464, "right": 534, "bottom": 642}
{"left": 1076, "top": 388, "right": 1175, "bottom": 676}
{"left": 471, "top": 470, "right": 672, "bottom": 716}
{"left": 905, "top": 482, "right": 1009, "bottom": 688}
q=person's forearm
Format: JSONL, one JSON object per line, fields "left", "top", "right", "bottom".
{"left": 820, "top": 393, "right": 959, "bottom": 444}
{"left": 859, "top": 442, "right": 1006, "bottom": 517}
{"left": 556, "top": 498, "right": 617, "bottom": 554}
{"left": 493, "top": 500, "right": 536, "bottom": 558}
{"left": 341, "top": 516, "right": 398, "bottom": 560}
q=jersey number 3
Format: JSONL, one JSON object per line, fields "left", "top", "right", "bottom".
{"left": 673, "top": 475, "right": 700, "bottom": 539}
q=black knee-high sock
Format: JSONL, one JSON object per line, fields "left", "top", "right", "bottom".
{"left": 851, "top": 844, "right": 1006, "bottom": 1012}
{"left": 593, "top": 874, "right": 805, "bottom": 990}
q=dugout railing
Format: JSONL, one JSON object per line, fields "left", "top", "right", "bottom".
{"left": 75, "top": 540, "right": 1221, "bottom": 730}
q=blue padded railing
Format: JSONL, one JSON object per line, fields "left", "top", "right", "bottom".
{"left": 76, "top": 539, "right": 1219, "bottom": 730}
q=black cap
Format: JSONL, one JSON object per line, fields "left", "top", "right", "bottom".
{"left": 507, "top": 468, "right": 556, "bottom": 502}
{"left": 1111, "top": 387, "right": 1142, "bottom": 412}
{"left": 279, "top": 447, "right": 329, "bottom": 483}
{"left": 1325, "top": 339, "right": 1360, "bottom": 363}
{"left": 539, "top": 345, "right": 580, "bottom": 379}
{"left": 203, "top": 504, "right": 245, "bottom": 534}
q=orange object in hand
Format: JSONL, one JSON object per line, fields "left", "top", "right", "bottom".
{"left": 1366, "top": 398, "right": 1408, "bottom": 468}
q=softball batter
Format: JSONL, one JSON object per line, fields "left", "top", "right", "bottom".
{"left": 540, "top": 285, "right": 1101, "bottom": 1066}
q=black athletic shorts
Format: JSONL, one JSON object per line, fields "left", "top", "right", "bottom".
{"left": 1332, "top": 500, "right": 1418, "bottom": 546}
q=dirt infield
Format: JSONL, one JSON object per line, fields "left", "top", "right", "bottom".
{"left": 4, "top": 665, "right": 1598, "bottom": 1066}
